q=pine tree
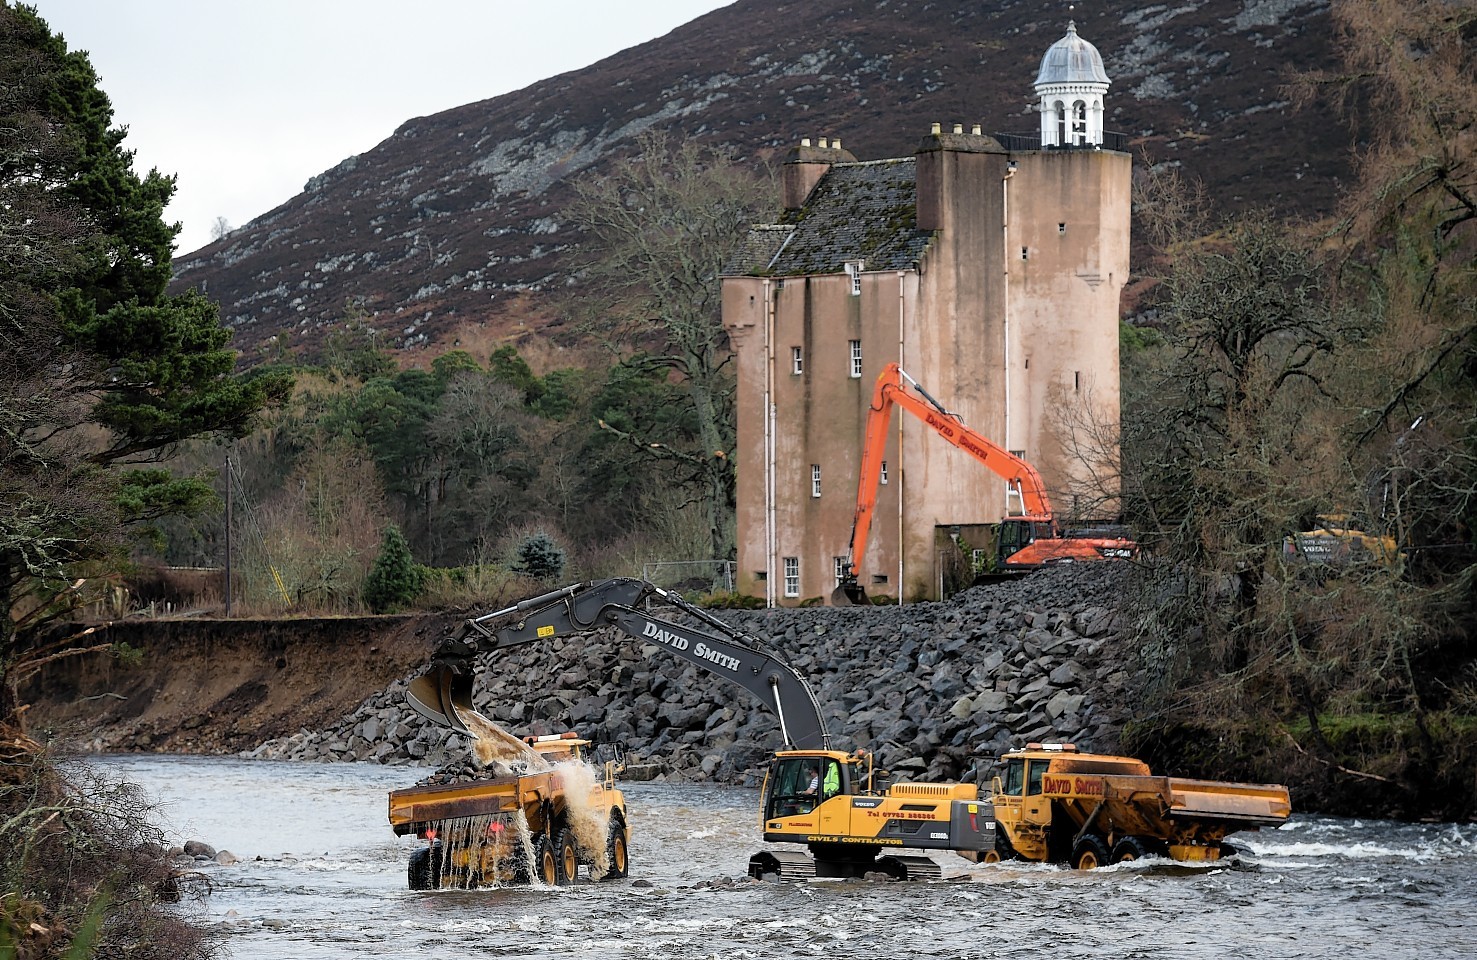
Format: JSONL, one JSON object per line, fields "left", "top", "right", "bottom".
{"left": 0, "top": 4, "right": 290, "bottom": 726}
{"left": 363, "top": 524, "right": 423, "bottom": 613}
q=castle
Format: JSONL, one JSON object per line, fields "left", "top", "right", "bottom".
{"left": 721, "top": 23, "right": 1128, "bottom": 604}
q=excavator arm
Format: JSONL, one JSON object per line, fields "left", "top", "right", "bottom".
{"left": 406, "top": 577, "right": 831, "bottom": 750}
{"left": 836, "top": 363, "right": 1057, "bottom": 603}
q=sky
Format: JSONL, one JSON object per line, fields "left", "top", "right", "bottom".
{"left": 33, "top": 1, "right": 734, "bottom": 255}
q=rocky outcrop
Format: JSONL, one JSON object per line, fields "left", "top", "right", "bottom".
{"left": 246, "top": 565, "right": 1145, "bottom": 788}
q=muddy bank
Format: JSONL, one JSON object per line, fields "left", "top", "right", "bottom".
{"left": 24, "top": 615, "right": 452, "bottom": 753}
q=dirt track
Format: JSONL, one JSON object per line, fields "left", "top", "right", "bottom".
{"left": 23, "top": 614, "right": 452, "bottom": 753}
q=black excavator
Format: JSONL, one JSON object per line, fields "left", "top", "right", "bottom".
{"left": 407, "top": 577, "right": 996, "bottom": 881}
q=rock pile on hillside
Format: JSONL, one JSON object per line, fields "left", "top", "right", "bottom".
{"left": 245, "top": 565, "right": 1145, "bottom": 787}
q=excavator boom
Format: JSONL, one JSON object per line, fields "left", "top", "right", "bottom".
{"left": 836, "top": 363, "right": 1061, "bottom": 603}
{"left": 407, "top": 577, "right": 831, "bottom": 751}
{"left": 836, "top": 364, "right": 1135, "bottom": 603}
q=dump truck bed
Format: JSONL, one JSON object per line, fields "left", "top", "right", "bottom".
{"left": 388, "top": 772, "right": 555, "bottom": 836}
{"left": 1097, "top": 775, "right": 1292, "bottom": 838}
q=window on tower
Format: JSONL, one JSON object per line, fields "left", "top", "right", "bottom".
{"left": 1072, "top": 100, "right": 1087, "bottom": 145}
{"left": 1055, "top": 100, "right": 1066, "bottom": 145}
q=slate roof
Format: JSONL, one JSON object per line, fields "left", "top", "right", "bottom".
{"left": 726, "top": 159, "right": 934, "bottom": 277}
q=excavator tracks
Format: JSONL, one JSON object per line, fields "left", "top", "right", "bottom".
{"left": 876, "top": 853, "right": 943, "bottom": 881}
{"left": 748, "top": 849, "right": 817, "bottom": 880}
{"left": 749, "top": 850, "right": 943, "bottom": 881}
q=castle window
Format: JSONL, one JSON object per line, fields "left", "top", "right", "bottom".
{"left": 1058, "top": 223, "right": 1066, "bottom": 234}
{"left": 1054, "top": 101, "right": 1066, "bottom": 145}
{"left": 833, "top": 557, "right": 848, "bottom": 587}
{"left": 755, "top": 571, "right": 767, "bottom": 581}
{"left": 880, "top": 460, "right": 889, "bottom": 485}
{"left": 1021, "top": 247, "right": 1029, "bottom": 261}
{"left": 811, "top": 464, "right": 822, "bottom": 498}
{"left": 783, "top": 557, "right": 800, "bottom": 597}
{"left": 1072, "top": 100, "right": 1087, "bottom": 145}
{"left": 792, "top": 346, "right": 803, "bottom": 375}
{"left": 849, "top": 340, "right": 862, "bottom": 378}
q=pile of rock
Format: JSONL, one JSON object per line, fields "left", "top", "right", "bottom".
{"left": 245, "top": 564, "right": 1146, "bottom": 787}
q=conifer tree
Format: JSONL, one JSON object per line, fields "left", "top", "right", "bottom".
{"left": 0, "top": 3, "right": 290, "bottom": 726}
{"left": 363, "top": 524, "right": 423, "bottom": 613}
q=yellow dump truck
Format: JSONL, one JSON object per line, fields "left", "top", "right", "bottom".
{"left": 388, "top": 732, "right": 628, "bottom": 889}
{"left": 986, "top": 743, "right": 1292, "bottom": 868}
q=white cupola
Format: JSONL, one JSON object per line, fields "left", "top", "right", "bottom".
{"left": 1034, "top": 21, "right": 1111, "bottom": 147}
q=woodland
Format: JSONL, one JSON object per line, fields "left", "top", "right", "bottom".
{"left": 0, "top": 0, "right": 1474, "bottom": 954}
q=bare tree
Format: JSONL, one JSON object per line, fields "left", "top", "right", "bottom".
{"left": 566, "top": 130, "right": 770, "bottom": 561}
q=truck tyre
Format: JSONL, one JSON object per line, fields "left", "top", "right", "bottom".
{"left": 1111, "top": 836, "right": 1153, "bottom": 863}
{"left": 1072, "top": 835, "right": 1111, "bottom": 870}
{"left": 407, "top": 842, "right": 443, "bottom": 890}
{"left": 986, "top": 831, "right": 1020, "bottom": 863}
{"left": 531, "top": 834, "right": 559, "bottom": 886}
{"left": 602, "top": 817, "right": 629, "bottom": 880}
{"left": 555, "top": 827, "right": 580, "bottom": 885}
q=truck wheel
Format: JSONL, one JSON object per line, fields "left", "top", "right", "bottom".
{"left": 555, "top": 827, "right": 580, "bottom": 885}
{"left": 602, "top": 817, "right": 629, "bottom": 880}
{"left": 531, "top": 835, "right": 559, "bottom": 886}
{"left": 1111, "top": 836, "right": 1153, "bottom": 863}
{"left": 988, "top": 831, "right": 1020, "bottom": 863}
{"left": 407, "top": 842, "right": 443, "bottom": 890}
{"left": 1071, "top": 835, "right": 1110, "bottom": 870}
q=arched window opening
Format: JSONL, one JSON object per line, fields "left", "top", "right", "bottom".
{"left": 1072, "top": 100, "right": 1088, "bottom": 145}
{"left": 1054, "top": 101, "right": 1066, "bottom": 146}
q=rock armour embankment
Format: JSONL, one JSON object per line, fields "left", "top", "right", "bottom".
{"left": 248, "top": 565, "right": 1143, "bottom": 786}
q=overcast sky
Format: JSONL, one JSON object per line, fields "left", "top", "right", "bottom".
{"left": 34, "top": 1, "right": 733, "bottom": 255}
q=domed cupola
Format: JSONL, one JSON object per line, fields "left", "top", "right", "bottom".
{"left": 1034, "top": 22, "right": 1111, "bottom": 147}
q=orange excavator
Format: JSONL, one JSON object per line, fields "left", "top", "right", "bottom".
{"left": 833, "top": 363, "right": 1135, "bottom": 604}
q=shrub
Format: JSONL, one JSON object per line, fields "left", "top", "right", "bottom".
{"left": 696, "top": 591, "right": 766, "bottom": 610}
{"left": 0, "top": 738, "right": 215, "bottom": 959}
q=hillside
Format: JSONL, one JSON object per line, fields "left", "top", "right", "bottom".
{"left": 171, "top": 0, "right": 1346, "bottom": 362}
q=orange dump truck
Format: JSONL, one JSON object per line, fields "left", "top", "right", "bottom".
{"left": 986, "top": 743, "right": 1292, "bottom": 868}
{"left": 388, "top": 732, "right": 628, "bottom": 889}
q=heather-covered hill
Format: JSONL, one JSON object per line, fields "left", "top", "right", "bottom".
{"left": 172, "top": 0, "right": 1344, "bottom": 362}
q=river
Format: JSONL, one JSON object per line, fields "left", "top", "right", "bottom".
{"left": 96, "top": 755, "right": 1475, "bottom": 960}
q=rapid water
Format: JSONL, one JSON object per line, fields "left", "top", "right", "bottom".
{"left": 97, "top": 755, "right": 1476, "bottom": 959}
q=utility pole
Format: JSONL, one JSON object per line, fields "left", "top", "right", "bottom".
{"left": 224, "top": 453, "right": 233, "bottom": 618}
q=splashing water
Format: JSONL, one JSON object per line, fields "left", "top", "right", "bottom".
{"left": 551, "top": 759, "right": 613, "bottom": 876}
{"left": 461, "top": 709, "right": 550, "bottom": 771}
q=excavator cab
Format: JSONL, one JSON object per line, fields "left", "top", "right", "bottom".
{"left": 762, "top": 754, "right": 850, "bottom": 819}
{"left": 995, "top": 519, "right": 1036, "bottom": 564}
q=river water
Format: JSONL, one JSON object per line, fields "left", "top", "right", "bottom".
{"left": 97, "top": 755, "right": 1475, "bottom": 960}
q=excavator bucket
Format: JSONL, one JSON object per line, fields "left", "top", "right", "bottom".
{"left": 406, "top": 665, "right": 474, "bottom": 735}
{"left": 830, "top": 580, "right": 870, "bottom": 606}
